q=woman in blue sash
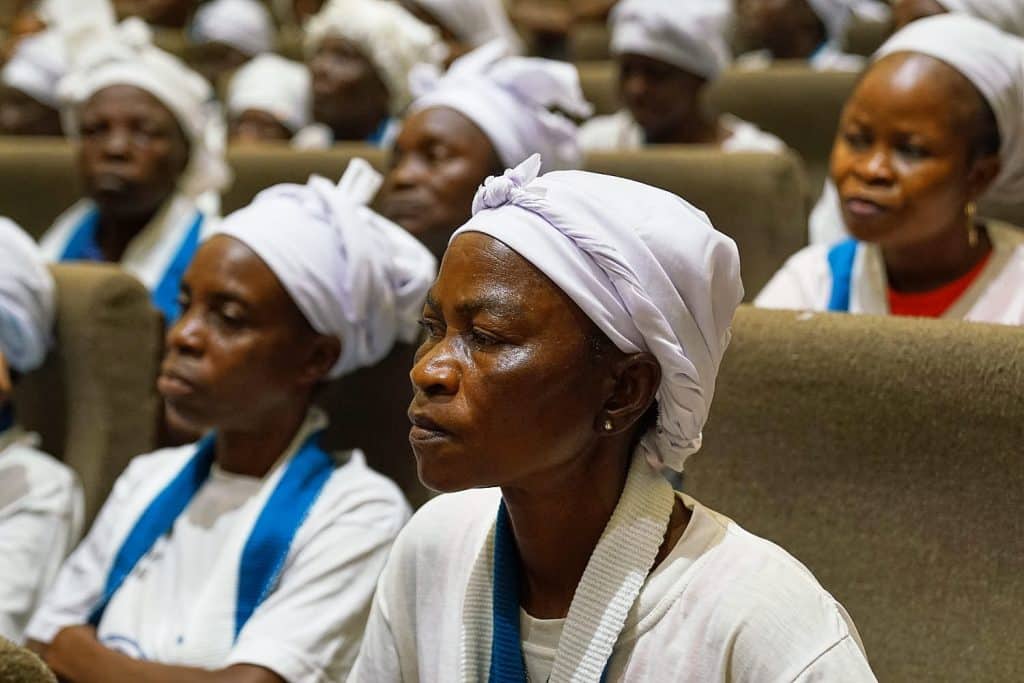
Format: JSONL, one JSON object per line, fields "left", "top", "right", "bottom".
{"left": 759, "top": 15, "right": 1024, "bottom": 323}
{"left": 349, "top": 156, "right": 876, "bottom": 682}
{"left": 26, "top": 160, "right": 437, "bottom": 682}
{"left": 37, "top": 17, "right": 231, "bottom": 325}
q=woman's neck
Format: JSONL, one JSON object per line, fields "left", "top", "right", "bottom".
{"left": 96, "top": 205, "right": 163, "bottom": 262}
{"left": 882, "top": 220, "right": 992, "bottom": 293}
{"left": 655, "top": 113, "right": 722, "bottom": 146}
{"left": 215, "top": 399, "right": 313, "bottom": 478}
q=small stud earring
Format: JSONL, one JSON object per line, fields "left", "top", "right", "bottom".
{"left": 603, "top": 419, "right": 614, "bottom": 432}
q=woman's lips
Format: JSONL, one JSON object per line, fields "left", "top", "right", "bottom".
{"left": 157, "top": 369, "right": 198, "bottom": 399}
{"left": 408, "top": 412, "right": 453, "bottom": 443}
{"left": 844, "top": 197, "right": 890, "bottom": 218}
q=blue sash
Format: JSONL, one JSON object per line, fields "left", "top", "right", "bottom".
{"left": 489, "top": 501, "right": 611, "bottom": 683}
{"left": 827, "top": 239, "right": 858, "bottom": 313}
{"left": 59, "top": 208, "right": 204, "bottom": 324}
{"left": 0, "top": 405, "right": 13, "bottom": 435}
{"left": 89, "top": 430, "right": 335, "bottom": 641}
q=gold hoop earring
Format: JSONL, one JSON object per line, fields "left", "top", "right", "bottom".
{"left": 966, "top": 202, "right": 979, "bottom": 248}
{"left": 603, "top": 419, "right": 614, "bottom": 432}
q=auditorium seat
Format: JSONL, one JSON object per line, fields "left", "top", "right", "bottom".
{"left": 844, "top": 13, "right": 892, "bottom": 57}
{"left": 577, "top": 60, "right": 618, "bottom": 116}
{"left": 584, "top": 149, "right": 808, "bottom": 297}
{"left": 569, "top": 22, "right": 611, "bottom": 61}
{"left": 17, "top": 264, "right": 163, "bottom": 525}
{"left": 690, "top": 306, "right": 1024, "bottom": 682}
{"left": 0, "top": 137, "right": 77, "bottom": 240}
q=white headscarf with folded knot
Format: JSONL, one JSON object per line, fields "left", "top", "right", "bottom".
{"left": 876, "top": 14, "right": 1024, "bottom": 207}
{"left": 939, "top": 0, "right": 1024, "bottom": 36}
{"left": 57, "top": 17, "right": 232, "bottom": 198}
{"left": 228, "top": 54, "right": 311, "bottom": 132}
{"left": 453, "top": 155, "right": 743, "bottom": 472}
{"left": 2, "top": 29, "right": 66, "bottom": 109}
{"left": 0, "top": 218, "right": 55, "bottom": 374}
{"left": 305, "top": 0, "right": 446, "bottom": 115}
{"left": 191, "top": 0, "right": 275, "bottom": 56}
{"left": 610, "top": 0, "right": 732, "bottom": 80}
{"left": 407, "top": 0, "right": 521, "bottom": 52}
{"left": 408, "top": 41, "right": 591, "bottom": 172}
{"left": 216, "top": 160, "right": 437, "bottom": 379}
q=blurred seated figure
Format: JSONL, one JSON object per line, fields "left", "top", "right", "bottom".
{"left": 0, "top": 30, "right": 65, "bottom": 137}
{"left": 113, "top": 0, "right": 196, "bottom": 28}
{"left": 892, "top": 0, "right": 1024, "bottom": 34}
{"left": 227, "top": 54, "right": 311, "bottom": 144}
{"left": 188, "top": 0, "right": 275, "bottom": 86}
{"left": 271, "top": 0, "right": 326, "bottom": 26}
{"left": 26, "top": 161, "right": 435, "bottom": 682}
{"left": 38, "top": 18, "right": 230, "bottom": 325}
{"left": 398, "top": 0, "right": 521, "bottom": 61}
{"left": 380, "top": 41, "right": 590, "bottom": 258}
{"left": 0, "top": 219, "right": 83, "bottom": 644}
{"left": 294, "top": 0, "right": 445, "bottom": 149}
{"left": 758, "top": 15, "right": 1024, "bottom": 322}
{"left": 580, "top": 0, "right": 784, "bottom": 152}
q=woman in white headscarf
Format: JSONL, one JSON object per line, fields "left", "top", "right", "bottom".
{"left": 0, "top": 218, "right": 83, "bottom": 644}
{"left": 397, "top": 0, "right": 521, "bottom": 60}
{"left": 893, "top": 0, "right": 1024, "bottom": 34}
{"left": 26, "top": 160, "right": 437, "bottom": 682}
{"left": 349, "top": 155, "right": 877, "bottom": 682}
{"left": 294, "top": 0, "right": 446, "bottom": 149}
{"left": 38, "top": 15, "right": 231, "bottom": 325}
{"left": 188, "top": 0, "right": 275, "bottom": 86}
{"left": 760, "top": 15, "right": 1024, "bottom": 323}
{"left": 579, "top": 0, "right": 785, "bottom": 152}
{"left": 379, "top": 41, "right": 591, "bottom": 258}
{"left": 227, "top": 54, "right": 311, "bottom": 144}
{"left": 0, "top": 29, "right": 66, "bottom": 136}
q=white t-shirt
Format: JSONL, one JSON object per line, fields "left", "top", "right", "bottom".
{"left": 579, "top": 110, "right": 786, "bottom": 154}
{"left": 735, "top": 43, "right": 866, "bottom": 73}
{"left": 27, "top": 412, "right": 411, "bottom": 683}
{"left": 348, "top": 488, "right": 877, "bottom": 682}
{"left": 0, "top": 429, "right": 83, "bottom": 643}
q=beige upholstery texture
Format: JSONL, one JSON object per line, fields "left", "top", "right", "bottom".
{"left": 17, "top": 264, "right": 163, "bottom": 525}
{"left": 0, "top": 137, "right": 78, "bottom": 240}
{"left": 689, "top": 306, "right": 1024, "bottom": 682}
{"left": 577, "top": 59, "right": 619, "bottom": 116}
{"left": 584, "top": 148, "right": 808, "bottom": 298}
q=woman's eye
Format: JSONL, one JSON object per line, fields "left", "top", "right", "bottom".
{"left": 469, "top": 328, "right": 499, "bottom": 347}
{"left": 843, "top": 130, "right": 869, "bottom": 149}
{"left": 427, "top": 144, "right": 452, "bottom": 163}
{"left": 418, "top": 318, "right": 444, "bottom": 338}
{"left": 899, "top": 143, "right": 930, "bottom": 160}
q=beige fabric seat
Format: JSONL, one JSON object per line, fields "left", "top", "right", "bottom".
{"left": 0, "top": 137, "right": 78, "bottom": 240}
{"left": 689, "top": 306, "right": 1024, "bottom": 682}
{"left": 577, "top": 60, "right": 618, "bottom": 116}
{"left": 17, "top": 264, "right": 163, "bottom": 525}
{"left": 584, "top": 149, "right": 808, "bottom": 298}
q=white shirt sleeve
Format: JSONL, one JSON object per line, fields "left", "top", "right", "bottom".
{"left": 754, "top": 244, "right": 832, "bottom": 311}
{"left": 791, "top": 635, "right": 878, "bottom": 682}
{"left": 346, "top": 584, "right": 403, "bottom": 683}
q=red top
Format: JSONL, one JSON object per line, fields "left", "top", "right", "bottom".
{"left": 887, "top": 252, "right": 992, "bottom": 318}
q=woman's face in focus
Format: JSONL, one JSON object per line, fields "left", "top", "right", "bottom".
{"left": 408, "top": 232, "right": 619, "bottom": 493}
{"left": 159, "top": 235, "right": 339, "bottom": 434}
{"left": 892, "top": 0, "right": 948, "bottom": 31}
{"left": 308, "top": 36, "right": 390, "bottom": 137}
{"left": 379, "top": 107, "right": 501, "bottom": 258}
{"left": 77, "top": 85, "right": 190, "bottom": 220}
{"left": 830, "top": 53, "right": 998, "bottom": 249}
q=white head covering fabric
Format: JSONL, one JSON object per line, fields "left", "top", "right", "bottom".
{"left": 939, "top": 0, "right": 1024, "bottom": 36}
{"left": 408, "top": 0, "right": 521, "bottom": 52}
{"left": 876, "top": 14, "right": 1024, "bottom": 207}
{"left": 228, "top": 54, "right": 311, "bottom": 132}
{"left": 216, "top": 160, "right": 437, "bottom": 379}
{"left": 0, "top": 218, "right": 55, "bottom": 374}
{"left": 453, "top": 156, "right": 743, "bottom": 472}
{"left": 408, "top": 41, "right": 591, "bottom": 172}
{"left": 807, "top": 0, "right": 863, "bottom": 41}
{"left": 2, "top": 30, "right": 67, "bottom": 109}
{"left": 610, "top": 0, "right": 732, "bottom": 80}
{"left": 191, "top": 0, "right": 275, "bottom": 56}
{"left": 57, "top": 17, "right": 232, "bottom": 198}
{"left": 305, "top": 0, "right": 446, "bottom": 114}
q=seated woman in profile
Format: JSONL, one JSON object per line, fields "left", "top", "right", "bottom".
{"left": 0, "top": 219, "right": 83, "bottom": 644}
{"left": 227, "top": 54, "right": 311, "bottom": 144}
{"left": 580, "top": 0, "right": 784, "bottom": 152}
{"left": 349, "top": 155, "right": 877, "bottom": 682}
{"left": 892, "top": 0, "right": 1024, "bottom": 35}
{"left": 759, "top": 15, "right": 1024, "bottom": 322}
{"left": 26, "top": 160, "right": 436, "bottom": 682}
{"left": 38, "top": 18, "right": 230, "bottom": 325}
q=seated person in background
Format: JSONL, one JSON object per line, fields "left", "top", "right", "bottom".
{"left": 0, "top": 30, "right": 65, "bottom": 137}
{"left": 892, "top": 0, "right": 1024, "bottom": 34}
{"left": 113, "top": 0, "right": 195, "bottom": 28}
{"left": 579, "top": 0, "right": 785, "bottom": 152}
{"left": 759, "top": 15, "right": 1024, "bottom": 322}
{"left": 735, "top": 0, "right": 879, "bottom": 72}
{"left": 349, "top": 155, "right": 877, "bottom": 681}
{"left": 227, "top": 54, "right": 311, "bottom": 144}
{"left": 294, "top": 0, "right": 446, "bottom": 149}
{"left": 0, "top": 219, "right": 83, "bottom": 644}
{"left": 397, "top": 0, "right": 521, "bottom": 61}
{"left": 270, "top": 0, "right": 325, "bottom": 27}
{"left": 0, "top": 636, "right": 57, "bottom": 683}
{"left": 379, "top": 41, "right": 591, "bottom": 258}
{"left": 188, "top": 0, "right": 275, "bottom": 86}
{"left": 26, "top": 160, "right": 436, "bottom": 682}
{"left": 38, "top": 18, "right": 230, "bottom": 325}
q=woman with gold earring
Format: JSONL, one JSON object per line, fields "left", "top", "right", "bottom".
{"left": 758, "top": 14, "right": 1024, "bottom": 323}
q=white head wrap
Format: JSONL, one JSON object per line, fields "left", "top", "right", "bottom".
{"left": 191, "top": 0, "right": 275, "bottom": 56}
{"left": 228, "top": 54, "right": 311, "bottom": 132}
{"left": 408, "top": 0, "right": 521, "bottom": 52}
{"left": 939, "top": 0, "right": 1024, "bottom": 36}
{"left": 2, "top": 30, "right": 66, "bottom": 109}
{"left": 216, "top": 160, "right": 437, "bottom": 379}
{"left": 610, "top": 0, "right": 732, "bottom": 80}
{"left": 453, "top": 156, "right": 743, "bottom": 472}
{"left": 876, "top": 14, "right": 1024, "bottom": 207}
{"left": 57, "top": 17, "right": 232, "bottom": 198}
{"left": 0, "top": 218, "right": 55, "bottom": 374}
{"left": 305, "top": 0, "right": 446, "bottom": 114}
{"left": 408, "top": 41, "right": 591, "bottom": 172}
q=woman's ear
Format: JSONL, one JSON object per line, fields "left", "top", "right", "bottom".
{"left": 297, "top": 334, "right": 342, "bottom": 389}
{"left": 598, "top": 352, "right": 661, "bottom": 435}
{"left": 967, "top": 153, "right": 1001, "bottom": 202}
